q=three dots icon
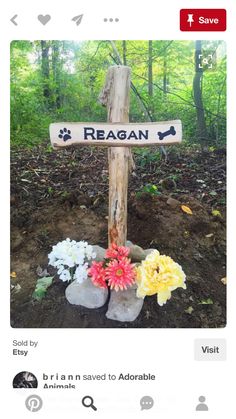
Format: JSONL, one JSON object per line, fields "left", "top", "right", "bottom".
{"left": 104, "top": 18, "right": 119, "bottom": 23}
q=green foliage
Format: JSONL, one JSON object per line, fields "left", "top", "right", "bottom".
{"left": 167, "top": 173, "right": 181, "bottom": 181}
{"left": 32, "top": 276, "right": 54, "bottom": 301}
{"left": 134, "top": 148, "right": 161, "bottom": 167}
{"left": 10, "top": 40, "right": 226, "bottom": 148}
{"left": 47, "top": 186, "right": 53, "bottom": 195}
{"left": 136, "top": 184, "right": 161, "bottom": 198}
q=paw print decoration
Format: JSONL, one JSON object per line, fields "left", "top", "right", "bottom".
{"left": 58, "top": 128, "right": 72, "bottom": 142}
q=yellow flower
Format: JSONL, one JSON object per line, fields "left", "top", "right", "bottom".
{"left": 136, "top": 250, "right": 186, "bottom": 306}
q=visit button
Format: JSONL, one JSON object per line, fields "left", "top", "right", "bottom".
{"left": 194, "top": 339, "right": 227, "bottom": 361}
{"left": 180, "top": 9, "right": 226, "bottom": 31}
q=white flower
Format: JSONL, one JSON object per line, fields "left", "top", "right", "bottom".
{"left": 54, "top": 259, "right": 64, "bottom": 268}
{"left": 48, "top": 239, "right": 95, "bottom": 283}
{"left": 48, "top": 251, "right": 56, "bottom": 266}
{"left": 59, "top": 269, "right": 71, "bottom": 282}
{"left": 85, "top": 244, "right": 96, "bottom": 260}
{"left": 74, "top": 249, "right": 85, "bottom": 265}
{"left": 63, "top": 256, "right": 74, "bottom": 268}
{"left": 57, "top": 265, "right": 65, "bottom": 275}
{"left": 74, "top": 264, "right": 88, "bottom": 284}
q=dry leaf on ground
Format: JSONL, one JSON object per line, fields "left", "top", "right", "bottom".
{"left": 181, "top": 205, "right": 193, "bottom": 215}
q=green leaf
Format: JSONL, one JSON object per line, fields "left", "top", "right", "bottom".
{"left": 32, "top": 288, "right": 46, "bottom": 301}
{"left": 36, "top": 276, "right": 54, "bottom": 287}
{"left": 32, "top": 276, "right": 54, "bottom": 301}
{"left": 185, "top": 306, "right": 194, "bottom": 314}
{"left": 136, "top": 184, "right": 161, "bottom": 197}
{"left": 198, "top": 298, "right": 213, "bottom": 305}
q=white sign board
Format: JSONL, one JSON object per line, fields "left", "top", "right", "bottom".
{"left": 50, "top": 120, "right": 182, "bottom": 148}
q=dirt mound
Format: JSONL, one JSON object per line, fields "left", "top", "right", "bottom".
{"left": 11, "top": 192, "right": 226, "bottom": 328}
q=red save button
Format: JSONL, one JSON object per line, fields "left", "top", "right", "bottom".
{"left": 180, "top": 9, "right": 226, "bottom": 31}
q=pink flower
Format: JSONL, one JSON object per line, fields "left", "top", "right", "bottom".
{"left": 88, "top": 245, "right": 135, "bottom": 291}
{"left": 105, "top": 243, "right": 130, "bottom": 259}
{"left": 117, "top": 246, "right": 130, "bottom": 258}
{"left": 105, "top": 258, "right": 136, "bottom": 291}
{"left": 88, "top": 261, "right": 107, "bottom": 289}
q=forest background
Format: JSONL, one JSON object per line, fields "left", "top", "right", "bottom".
{"left": 10, "top": 40, "right": 226, "bottom": 149}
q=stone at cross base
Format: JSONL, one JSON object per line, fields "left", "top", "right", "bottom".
{"left": 126, "top": 241, "right": 156, "bottom": 262}
{"left": 65, "top": 242, "right": 155, "bottom": 322}
{"left": 106, "top": 284, "right": 144, "bottom": 322}
{"left": 65, "top": 278, "right": 108, "bottom": 309}
{"left": 105, "top": 242, "right": 155, "bottom": 322}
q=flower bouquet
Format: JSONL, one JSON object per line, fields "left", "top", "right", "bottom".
{"left": 44, "top": 238, "right": 186, "bottom": 321}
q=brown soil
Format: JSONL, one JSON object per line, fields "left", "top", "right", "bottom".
{"left": 10, "top": 145, "right": 226, "bottom": 328}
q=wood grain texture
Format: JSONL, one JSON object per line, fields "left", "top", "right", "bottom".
{"left": 102, "top": 66, "right": 131, "bottom": 247}
{"left": 50, "top": 120, "right": 182, "bottom": 148}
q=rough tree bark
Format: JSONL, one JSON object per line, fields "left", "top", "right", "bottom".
{"left": 41, "top": 41, "right": 50, "bottom": 100}
{"left": 193, "top": 40, "right": 208, "bottom": 146}
{"left": 148, "top": 41, "right": 153, "bottom": 97}
{"left": 52, "top": 41, "right": 61, "bottom": 109}
{"left": 122, "top": 41, "right": 127, "bottom": 66}
{"left": 163, "top": 51, "right": 167, "bottom": 95}
{"left": 99, "top": 66, "right": 131, "bottom": 246}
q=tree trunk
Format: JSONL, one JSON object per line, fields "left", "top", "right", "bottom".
{"left": 193, "top": 40, "right": 207, "bottom": 146}
{"left": 52, "top": 41, "right": 61, "bottom": 109}
{"left": 41, "top": 41, "right": 50, "bottom": 100}
{"left": 122, "top": 41, "right": 127, "bottom": 65}
{"left": 163, "top": 52, "right": 167, "bottom": 95}
{"left": 148, "top": 41, "right": 153, "bottom": 97}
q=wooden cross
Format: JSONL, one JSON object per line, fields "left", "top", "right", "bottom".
{"left": 50, "top": 66, "right": 182, "bottom": 247}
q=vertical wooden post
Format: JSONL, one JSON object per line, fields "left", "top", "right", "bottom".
{"left": 99, "top": 66, "right": 131, "bottom": 246}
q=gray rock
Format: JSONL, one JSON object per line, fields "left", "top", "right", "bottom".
{"left": 106, "top": 288, "right": 144, "bottom": 322}
{"left": 167, "top": 197, "right": 181, "bottom": 209}
{"left": 36, "top": 265, "right": 49, "bottom": 277}
{"left": 65, "top": 278, "right": 108, "bottom": 308}
{"left": 92, "top": 245, "right": 106, "bottom": 262}
{"left": 143, "top": 248, "right": 156, "bottom": 257}
{"left": 126, "top": 240, "right": 146, "bottom": 262}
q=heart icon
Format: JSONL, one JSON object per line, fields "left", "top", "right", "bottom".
{"left": 38, "top": 14, "right": 51, "bottom": 25}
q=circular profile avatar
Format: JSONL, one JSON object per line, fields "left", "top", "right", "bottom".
{"left": 13, "top": 371, "right": 38, "bottom": 389}
{"left": 196, "top": 396, "right": 208, "bottom": 411}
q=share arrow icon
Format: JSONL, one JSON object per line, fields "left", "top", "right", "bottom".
{"left": 10, "top": 14, "right": 18, "bottom": 26}
{"left": 72, "top": 14, "right": 83, "bottom": 26}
